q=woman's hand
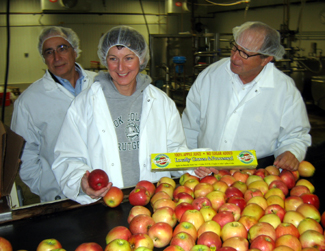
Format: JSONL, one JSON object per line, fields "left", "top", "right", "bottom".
{"left": 194, "top": 166, "right": 219, "bottom": 178}
{"left": 81, "top": 171, "right": 112, "bottom": 200}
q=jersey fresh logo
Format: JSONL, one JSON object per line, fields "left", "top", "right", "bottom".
{"left": 153, "top": 154, "right": 171, "bottom": 168}
{"left": 238, "top": 151, "right": 254, "bottom": 164}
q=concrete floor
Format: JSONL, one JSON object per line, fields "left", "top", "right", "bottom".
{"left": 2, "top": 84, "right": 325, "bottom": 207}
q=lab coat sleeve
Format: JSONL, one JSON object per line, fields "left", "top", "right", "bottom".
{"left": 182, "top": 77, "right": 202, "bottom": 149}
{"left": 10, "top": 102, "right": 43, "bottom": 197}
{"left": 52, "top": 103, "right": 98, "bottom": 205}
{"left": 274, "top": 83, "right": 312, "bottom": 162}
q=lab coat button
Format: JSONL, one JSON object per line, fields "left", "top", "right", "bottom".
{"left": 112, "top": 163, "right": 114, "bottom": 166}
{"left": 55, "top": 195, "right": 61, "bottom": 200}
{"left": 102, "top": 130, "right": 105, "bottom": 133}
{"left": 224, "top": 140, "right": 227, "bottom": 143}
{"left": 144, "top": 164, "right": 146, "bottom": 167}
{"left": 147, "top": 99, "right": 150, "bottom": 102}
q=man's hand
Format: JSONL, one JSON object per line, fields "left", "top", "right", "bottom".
{"left": 194, "top": 166, "right": 219, "bottom": 178}
{"left": 81, "top": 170, "right": 112, "bottom": 200}
{"left": 273, "top": 151, "right": 299, "bottom": 171}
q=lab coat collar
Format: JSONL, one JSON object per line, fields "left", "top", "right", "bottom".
{"left": 226, "top": 59, "right": 276, "bottom": 89}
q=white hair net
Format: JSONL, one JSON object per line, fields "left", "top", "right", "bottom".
{"left": 38, "top": 26, "right": 81, "bottom": 60}
{"left": 233, "top": 21, "right": 285, "bottom": 60}
{"left": 97, "top": 26, "right": 150, "bottom": 71}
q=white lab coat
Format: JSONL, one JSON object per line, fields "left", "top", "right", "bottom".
{"left": 182, "top": 58, "right": 311, "bottom": 161}
{"left": 52, "top": 80, "right": 204, "bottom": 205}
{"left": 11, "top": 64, "right": 96, "bottom": 202}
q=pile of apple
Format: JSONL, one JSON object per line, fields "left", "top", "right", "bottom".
{"left": 105, "top": 160, "right": 325, "bottom": 251}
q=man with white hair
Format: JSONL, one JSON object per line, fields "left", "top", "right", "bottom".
{"left": 182, "top": 21, "right": 311, "bottom": 172}
{"left": 11, "top": 26, "right": 96, "bottom": 202}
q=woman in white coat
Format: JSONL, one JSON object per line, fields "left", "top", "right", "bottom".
{"left": 52, "top": 26, "right": 210, "bottom": 204}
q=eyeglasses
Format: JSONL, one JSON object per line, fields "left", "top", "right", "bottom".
{"left": 230, "top": 42, "right": 261, "bottom": 59}
{"left": 43, "top": 44, "right": 71, "bottom": 58}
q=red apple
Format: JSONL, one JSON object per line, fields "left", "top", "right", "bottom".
{"left": 254, "top": 168, "right": 269, "bottom": 179}
{"left": 127, "top": 205, "right": 151, "bottom": 224}
{"left": 198, "top": 205, "right": 216, "bottom": 222}
{"left": 214, "top": 169, "right": 231, "bottom": 180}
{"left": 192, "top": 197, "right": 212, "bottom": 210}
{"left": 283, "top": 211, "right": 305, "bottom": 228}
{"left": 157, "top": 177, "right": 176, "bottom": 189}
{"left": 248, "top": 222, "right": 276, "bottom": 242}
{"left": 106, "top": 226, "right": 132, "bottom": 244}
{"left": 175, "top": 202, "right": 195, "bottom": 222}
{"left": 222, "top": 236, "right": 249, "bottom": 251}
{"left": 295, "top": 179, "right": 315, "bottom": 194}
{"left": 193, "top": 183, "right": 214, "bottom": 198}
{"left": 197, "top": 220, "right": 221, "bottom": 237}
{"left": 156, "top": 183, "right": 174, "bottom": 199}
{"left": 212, "top": 211, "right": 235, "bottom": 228}
{"left": 233, "top": 171, "right": 249, "bottom": 183}
{"left": 250, "top": 235, "right": 275, "bottom": 251}
{"left": 173, "top": 185, "right": 194, "bottom": 198}
{"left": 220, "top": 221, "right": 247, "bottom": 242}
{"left": 75, "top": 243, "right": 103, "bottom": 251}
{"left": 148, "top": 222, "right": 173, "bottom": 248}
{"left": 103, "top": 186, "right": 123, "bottom": 208}
{"left": 238, "top": 215, "right": 258, "bottom": 231}
{"left": 212, "top": 181, "right": 229, "bottom": 193}
{"left": 265, "top": 204, "right": 286, "bottom": 222}
{"left": 279, "top": 170, "right": 296, "bottom": 190}
{"left": 298, "top": 161, "right": 315, "bottom": 177}
{"left": 244, "top": 188, "right": 264, "bottom": 201}
{"left": 163, "top": 245, "right": 186, "bottom": 251}
{"left": 290, "top": 185, "right": 311, "bottom": 197}
{"left": 200, "top": 175, "right": 218, "bottom": 185}
{"left": 173, "top": 221, "right": 198, "bottom": 241}
{"left": 227, "top": 196, "right": 247, "bottom": 211}
{"left": 265, "top": 166, "right": 280, "bottom": 176}
{"left": 296, "top": 203, "right": 321, "bottom": 222}
{"left": 105, "top": 239, "right": 131, "bottom": 251}
{"left": 129, "top": 186, "right": 150, "bottom": 206}
{"left": 259, "top": 213, "right": 281, "bottom": 229}
{"left": 297, "top": 218, "right": 323, "bottom": 235}
{"left": 275, "top": 222, "right": 300, "bottom": 239}
{"left": 184, "top": 179, "right": 200, "bottom": 191}
{"left": 174, "top": 192, "right": 194, "bottom": 205}
{"left": 170, "top": 232, "right": 196, "bottom": 251}
{"left": 269, "top": 180, "right": 289, "bottom": 196}
{"left": 264, "top": 174, "right": 282, "bottom": 186}
{"left": 179, "top": 173, "right": 200, "bottom": 185}
{"left": 220, "top": 175, "right": 236, "bottom": 187}
{"left": 241, "top": 203, "right": 265, "bottom": 221}
{"left": 275, "top": 234, "right": 302, "bottom": 251}
{"left": 37, "top": 239, "right": 62, "bottom": 251}
{"left": 225, "top": 187, "right": 244, "bottom": 199}
{"left": 231, "top": 181, "right": 247, "bottom": 195}
{"left": 152, "top": 198, "right": 176, "bottom": 212}
{"left": 273, "top": 246, "right": 295, "bottom": 251}
{"left": 284, "top": 196, "right": 304, "bottom": 211}
{"left": 128, "top": 233, "right": 154, "bottom": 251}
{"left": 88, "top": 169, "right": 109, "bottom": 191}
{"left": 150, "top": 191, "right": 171, "bottom": 206}
{"left": 180, "top": 209, "right": 205, "bottom": 231}
{"left": 136, "top": 180, "right": 156, "bottom": 197}
{"left": 299, "top": 230, "right": 325, "bottom": 250}
{"left": 218, "top": 203, "right": 241, "bottom": 221}
{"left": 247, "top": 180, "right": 269, "bottom": 195}
{"left": 152, "top": 206, "right": 177, "bottom": 227}
{"left": 216, "top": 247, "right": 237, "bottom": 251}
{"left": 0, "top": 238, "right": 12, "bottom": 251}
{"left": 196, "top": 231, "right": 222, "bottom": 250}
{"left": 205, "top": 191, "right": 226, "bottom": 211}
{"left": 300, "top": 193, "right": 320, "bottom": 210}
{"left": 129, "top": 214, "right": 155, "bottom": 234}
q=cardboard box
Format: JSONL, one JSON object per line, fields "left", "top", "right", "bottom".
{"left": 151, "top": 150, "right": 258, "bottom": 171}
{"left": 0, "top": 122, "right": 25, "bottom": 197}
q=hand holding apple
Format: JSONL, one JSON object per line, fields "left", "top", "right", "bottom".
{"left": 88, "top": 169, "right": 109, "bottom": 190}
{"left": 81, "top": 171, "right": 112, "bottom": 200}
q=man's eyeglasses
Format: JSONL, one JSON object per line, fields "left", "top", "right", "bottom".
{"left": 230, "top": 42, "right": 261, "bottom": 59}
{"left": 43, "top": 44, "right": 71, "bottom": 58}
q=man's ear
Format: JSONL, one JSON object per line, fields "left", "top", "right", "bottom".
{"left": 262, "top": 56, "right": 274, "bottom": 66}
